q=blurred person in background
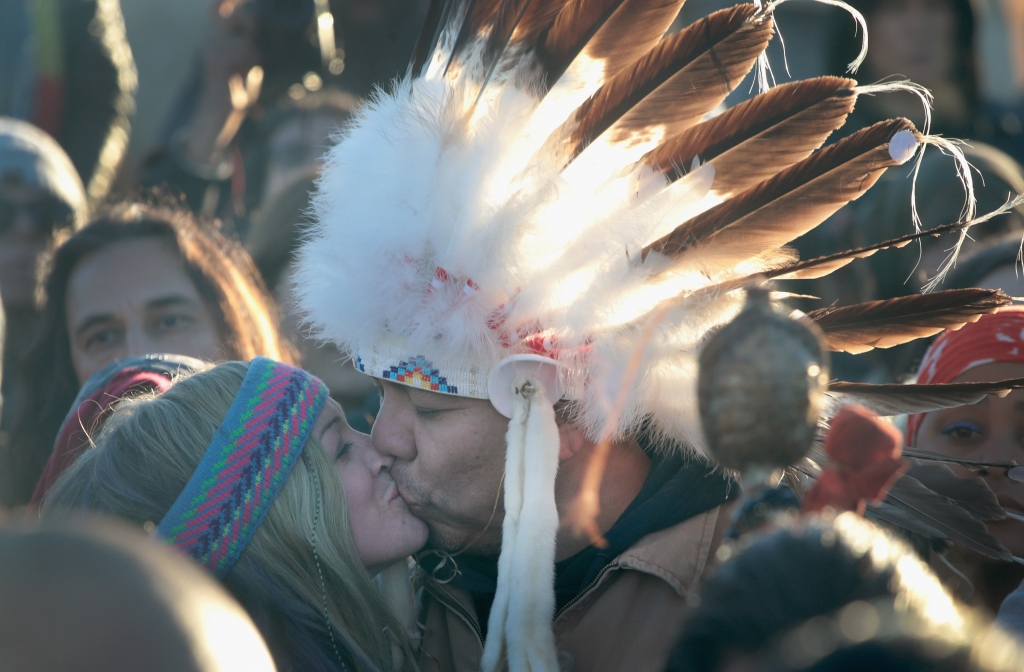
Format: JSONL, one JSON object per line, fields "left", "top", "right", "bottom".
{"left": 328, "top": 0, "right": 427, "bottom": 96}
{"left": 1, "top": 296, "right": 4, "bottom": 427}
{"left": 0, "top": 118, "right": 86, "bottom": 428}
{"left": 256, "top": 88, "right": 359, "bottom": 211}
{"left": 144, "top": 75, "right": 359, "bottom": 234}
{"left": 800, "top": 142, "right": 1024, "bottom": 302}
{"left": 879, "top": 232, "right": 1024, "bottom": 379}
{"left": 969, "top": 0, "right": 1024, "bottom": 169}
{"left": 30, "top": 354, "right": 207, "bottom": 505}
{"left": 0, "top": 201, "right": 294, "bottom": 507}
{"left": 817, "top": 0, "right": 1024, "bottom": 289}
{"left": 826, "top": 0, "right": 1024, "bottom": 163}
{"left": 906, "top": 308, "right": 1024, "bottom": 614}
{"left": 149, "top": 84, "right": 360, "bottom": 237}
{"left": 248, "top": 170, "right": 377, "bottom": 431}
{"left": 785, "top": 0, "right": 1024, "bottom": 384}
{"left": 140, "top": 0, "right": 416, "bottom": 227}
{"left": 791, "top": 141, "right": 1024, "bottom": 382}
{"left": 829, "top": 0, "right": 978, "bottom": 141}
{"left": 0, "top": 0, "right": 136, "bottom": 205}
{"left": 44, "top": 359, "right": 424, "bottom": 671}
{"left": 940, "top": 232, "right": 1024, "bottom": 299}
{"left": 666, "top": 511, "right": 1024, "bottom": 672}
{"left": 0, "top": 514, "right": 275, "bottom": 672}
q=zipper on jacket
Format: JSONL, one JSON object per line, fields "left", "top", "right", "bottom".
{"left": 553, "top": 562, "right": 617, "bottom": 620}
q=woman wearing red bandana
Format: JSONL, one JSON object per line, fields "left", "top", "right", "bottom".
{"left": 909, "top": 307, "right": 1024, "bottom": 613}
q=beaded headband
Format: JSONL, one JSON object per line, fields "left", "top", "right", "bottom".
{"left": 156, "top": 357, "right": 330, "bottom": 577}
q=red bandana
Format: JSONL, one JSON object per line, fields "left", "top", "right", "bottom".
{"left": 906, "top": 306, "right": 1024, "bottom": 446}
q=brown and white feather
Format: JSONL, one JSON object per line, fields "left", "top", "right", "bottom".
{"left": 643, "top": 118, "right": 919, "bottom": 270}
{"left": 641, "top": 77, "right": 858, "bottom": 197}
{"left": 808, "top": 288, "right": 1011, "bottom": 354}
{"left": 827, "top": 378, "right": 1024, "bottom": 416}
{"left": 548, "top": 6, "right": 773, "bottom": 169}
{"left": 540, "top": 0, "right": 687, "bottom": 88}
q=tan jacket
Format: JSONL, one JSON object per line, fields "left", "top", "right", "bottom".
{"left": 414, "top": 504, "right": 731, "bottom": 672}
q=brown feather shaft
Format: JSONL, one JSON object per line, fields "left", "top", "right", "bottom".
{"left": 643, "top": 77, "right": 857, "bottom": 196}
{"left": 558, "top": 6, "right": 771, "bottom": 167}
{"left": 511, "top": 0, "right": 570, "bottom": 46}
{"left": 472, "top": 0, "right": 536, "bottom": 94}
{"left": 770, "top": 221, "right": 965, "bottom": 281}
{"left": 666, "top": 221, "right": 957, "bottom": 312}
{"left": 452, "top": 0, "right": 505, "bottom": 59}
{"left": 410, "top": 0, "right": 451, "bottom": 76}
{"left": 466, "top": 0, "right": 504, "bottom": 30}
{"left": 808, "top": 288, "right": 1011, "bottom": 354}
{"left": 827, "top": 377, "right": 1024, "bottom": 416}
{"left": 485, "top": 0, "right": 534, "bottom": 58}
{"left": 695, "top": 221, "right": 961, "bottom": 301}
{"left": 540, "top": 0, "right": 686, "bottom": 87}
{"left": 643, "top": 118, "right": 917, "bottom": 265}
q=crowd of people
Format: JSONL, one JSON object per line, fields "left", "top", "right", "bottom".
{"left": 4, "top": 0, "right": 1024, "bottom": 671}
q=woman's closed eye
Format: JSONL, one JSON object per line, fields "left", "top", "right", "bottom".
{"left": 335, "top": 441, "right": 352, "bottom": 462}
{"left": 414, "top": 407, "right": 443, "bottom": 419}
{"left": 941, "top": 421, "right": 984, "bottom": 442}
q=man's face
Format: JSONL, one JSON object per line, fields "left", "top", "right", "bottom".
{"left": 371, "top": 380, "right": 509, "bottom": 553}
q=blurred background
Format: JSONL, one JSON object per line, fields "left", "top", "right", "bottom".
{"left": 3, "top": 0, "right": 1024, "bottom": 500}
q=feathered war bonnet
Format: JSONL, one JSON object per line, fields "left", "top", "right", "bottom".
{"left": 292, "top": 0, "right": 991, "bottom": 669}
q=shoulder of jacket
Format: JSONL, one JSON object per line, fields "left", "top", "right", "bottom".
{"left": 613, "top": 502, "right": 733, "bottom": 597}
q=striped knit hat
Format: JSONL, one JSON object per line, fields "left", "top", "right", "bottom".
{"left": 156, "top": 357, "right": 329, "bottom": 577}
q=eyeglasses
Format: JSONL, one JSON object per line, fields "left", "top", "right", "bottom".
{"left": 0, "top": 198, "right": 71, "bottom": 236}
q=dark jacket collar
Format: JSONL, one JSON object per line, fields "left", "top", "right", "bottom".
{"left": 426, "top": 439, "right": 738, "bottom": 631}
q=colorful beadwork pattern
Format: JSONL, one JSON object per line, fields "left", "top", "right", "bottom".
{"left": 356, "top": 354, "right": 459, "bottom": 394}
{"left": 156, "top": 357, "right": 329, "bottom": 577}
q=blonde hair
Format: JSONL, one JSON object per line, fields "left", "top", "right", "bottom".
{"left": 43, "top": 361, "right": 415, "bottom": 672}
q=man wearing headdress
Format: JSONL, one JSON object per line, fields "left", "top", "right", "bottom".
{"left": 294, "top": 1, "right": 950, "bottom": 670}
{"left": 370, "top": 372, "right": 736, "bottom": 671}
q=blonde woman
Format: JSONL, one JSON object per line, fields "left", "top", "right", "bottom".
{"left": 44, "top": 358, "right": 427, "bottom": 672}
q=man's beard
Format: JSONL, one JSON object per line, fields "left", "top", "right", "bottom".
{"left": 429, "top": 528, "right": 469, "bottom": 555}
{"left": 428, "top": 524, "right": 503, "bottom": 557}
{"left": 391, "top": 465, "right": 504, "bottom": 555}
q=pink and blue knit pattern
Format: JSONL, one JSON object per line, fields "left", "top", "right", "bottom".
{"left": 156, "top": 357, "right": 329, "bottom": 577}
